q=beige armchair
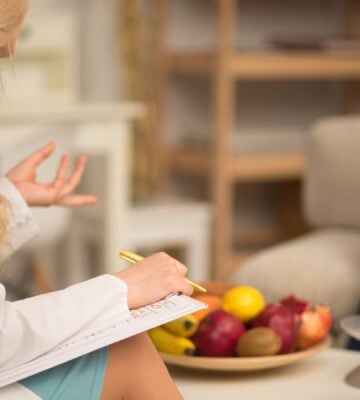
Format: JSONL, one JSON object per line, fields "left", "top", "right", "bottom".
{"left": 232, "top": 116, "right": 360, "bottom": 329}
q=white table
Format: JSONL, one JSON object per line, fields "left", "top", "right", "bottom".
{"left": 169, "top": 349, "right": 360, "bottom": 400}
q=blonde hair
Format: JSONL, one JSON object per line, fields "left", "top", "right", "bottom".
{"left": 0, "top": 1, "right": 27, "bottom": 255}
{"left": 0, "top": 196, "right": 9, "bottom": 261}
{"left": 0, "top": 0, "right": 28, "bottom": 46}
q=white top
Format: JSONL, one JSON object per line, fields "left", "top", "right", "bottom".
{"left": 0, "top": 178, "right": 131, "bottom": 399}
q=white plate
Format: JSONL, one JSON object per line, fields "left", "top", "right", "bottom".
{"left": 341, "top": 315, "right": 360, "bottom": 341}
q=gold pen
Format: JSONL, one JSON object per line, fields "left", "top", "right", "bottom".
{"left": 119, "top": 250, "right": 207, "bottom": 293}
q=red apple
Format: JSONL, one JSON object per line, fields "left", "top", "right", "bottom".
{"left": 192, "top": 310, "right": 246, "bottom": 357}
{"left": 297, "top": 305, "right": 332, "bottom": 350}
{"left": 315, "top": 305, "right": 332, "bottom": 333}
{"left": 250, "top": 304, "right": 297, "bottom": 354}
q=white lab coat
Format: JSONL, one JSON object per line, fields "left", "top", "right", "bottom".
{"left": 0, "top": 178, "right": 131, "bottom": 399}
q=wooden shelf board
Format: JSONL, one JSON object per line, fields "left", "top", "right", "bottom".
{"left": 229, "top": 152, "right": 305, "bottom": 181}
{"left": 162, "top": 51, "right": 360, "bottom": 80}
{"left": 166, "top": 148, "right": 304, "bottom": 181}
{"left": 230, "top": 52, "right": 360, "bottom": 80}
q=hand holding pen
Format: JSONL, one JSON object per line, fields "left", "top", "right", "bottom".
{"left": 115, "top": 252, "right": 198, "bottom": 309}
{"left": 119, "top": 250, "right": 207, "bottom": 293}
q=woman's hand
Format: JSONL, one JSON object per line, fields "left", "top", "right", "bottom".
{"left": 115, "top": 252, "right": 193, "bottom": 309}
{"left": 6, "top": 141, "right": 97, "bottom": 207}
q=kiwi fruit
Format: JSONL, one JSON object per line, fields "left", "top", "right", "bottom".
{"left": 236, "top": 327, "right": 282, "bottom": 357}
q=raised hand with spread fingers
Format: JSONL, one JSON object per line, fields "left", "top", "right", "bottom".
{"left": 6, "top": 141, "right": 98, "bottom": 207}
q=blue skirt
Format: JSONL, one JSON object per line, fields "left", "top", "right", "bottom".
{"left": 20, "top": 348, "right": 109, "bottom": 400}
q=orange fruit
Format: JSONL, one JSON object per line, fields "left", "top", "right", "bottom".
{"left": 192, "top": 294, "right": 222, "bottom": 321}
{"left": 222, "top": 286, "right": 265, "bottom": 322}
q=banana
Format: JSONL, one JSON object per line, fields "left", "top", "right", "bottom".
{"left": 148, "top": 327, "right": 196, "bottom": 355}
{"left": 163, "top": 315, "right": 199, "bottom": 337}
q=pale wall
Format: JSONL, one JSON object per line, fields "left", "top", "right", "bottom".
{"left": 31, "top": 0, "right": 124, "bottom": 102}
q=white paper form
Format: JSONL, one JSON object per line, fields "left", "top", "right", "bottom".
{"left": 0, "top": 294, "right": 206, "bottom": 388}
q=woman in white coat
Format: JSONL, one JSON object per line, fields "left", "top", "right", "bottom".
{"left": 0, "top": 1, "right": 192, "bottom": 399}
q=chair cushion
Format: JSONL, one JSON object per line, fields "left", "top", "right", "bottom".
{"left": 231, "top": 228, "right": 360, "bottom": 327}
{"left": 304, "top": 116, "right": 360, "bottom": 229}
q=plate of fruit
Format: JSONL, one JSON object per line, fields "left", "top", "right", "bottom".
{"left": 149, "top": 283, "right": 332, "bottom": 371}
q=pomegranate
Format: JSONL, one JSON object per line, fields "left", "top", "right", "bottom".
{"left": 192, "top": 310, "right": 246, "bottom": 357}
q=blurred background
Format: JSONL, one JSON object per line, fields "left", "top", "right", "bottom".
{"left": 0, "top": 0, "right": 359, "bottom": 336}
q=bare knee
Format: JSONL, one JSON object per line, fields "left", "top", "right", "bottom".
{"left": 103, "top": 334, "right": 156, "bottom": 383}
{"left": 110, "top": 332, "right": 153, "bottom": 358}
{"left": 122, "top": 332, "right": 152, "bottom": 348}
{"left": 101, "top": 334, "right": 161, "bottom": 400}
{"left": 102, "top": 333, "right": 182, "bottom": 400}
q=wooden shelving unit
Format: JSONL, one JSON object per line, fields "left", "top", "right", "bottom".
{"left": 155, "top": 0, "right": 360, "bottom": 279}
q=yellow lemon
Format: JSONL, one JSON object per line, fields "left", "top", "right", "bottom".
{"left": 222, "top": 286, "right": 265, "bottom": 322}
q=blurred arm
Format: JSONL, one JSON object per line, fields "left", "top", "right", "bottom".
{"left": 0, "top": 177, "right": 40, "bottom": 259}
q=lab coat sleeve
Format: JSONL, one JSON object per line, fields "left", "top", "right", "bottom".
{"left": 0, "top": 275, "right": 130, "bottom": 370}
{"left": 0, "top": 177, "right": 131, "bottom": 371}
{"left": 0, "top": 177, "right": 40, "bottom": 259}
